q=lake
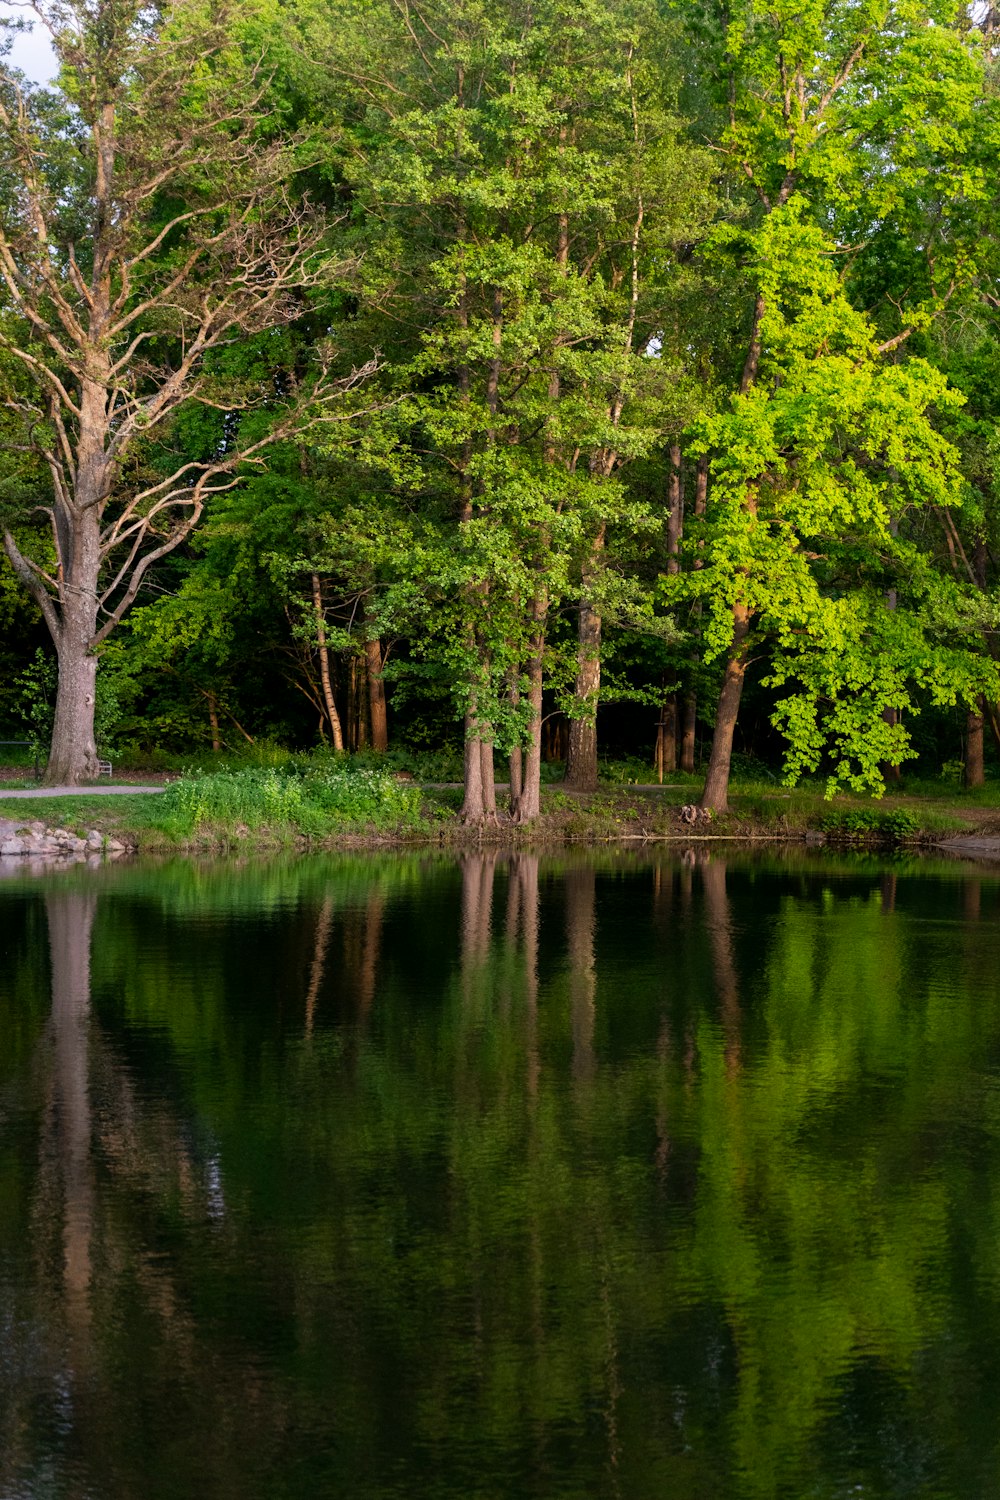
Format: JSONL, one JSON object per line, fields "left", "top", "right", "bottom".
{"left": 1, "top": 847, "right": 999, "bottom": 1499}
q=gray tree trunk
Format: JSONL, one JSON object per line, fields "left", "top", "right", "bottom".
{"left": 966, "top": 703, "right": 985, "bottom": 788}
{"left": 45, "top": 505, "right": 102, "bottom": 784}
{"left": 461, "top": 718, "right": 498, "bottom": 825}
{"left": 564, "top": 597, "right": 601, "bottom": 791}
{"left": 699, "top": 604, "right": 751, "bottom": 814}
{"left": 511, "top": 596, "right": 546, "bottom": 822}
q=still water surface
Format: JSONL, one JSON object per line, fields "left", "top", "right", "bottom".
{"left": 2, "top": 848, "right": 1000, "bottom": 1499}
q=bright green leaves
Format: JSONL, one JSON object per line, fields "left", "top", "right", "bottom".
{"left": 767, "top": 576, "right": 1000, "bottom": 794}
{"left": 668, "top": 187, "right": 974, "bottom": 792}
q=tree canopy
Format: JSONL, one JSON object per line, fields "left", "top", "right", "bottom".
{"left": 1, "top": 0, "right": 999, "bottom": 807}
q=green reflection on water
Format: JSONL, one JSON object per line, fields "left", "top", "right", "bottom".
{"left": 1, "top": 849, "right": 999, "bottom": 1499}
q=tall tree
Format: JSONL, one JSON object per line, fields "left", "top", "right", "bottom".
{"left": 303, "top": 0, "right": 708, "bottom": 822}
{"left": 671, "top": 0, "right": 993, "bottom": 810}
{"left": 0, "top": 0, "right": 370, "bottom": 783}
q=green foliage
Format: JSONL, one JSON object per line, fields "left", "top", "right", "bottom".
{"left": 3, "top": 0, "right": 1000, "bottom": 795}
{"left": 150, "top": 764, "right": 423, "bottom": 839}
{"left": 6, "top": 647, "right": 55, "bottom": 746}
{"left": 819, "top": 806, "right": 921, "bottom": 842}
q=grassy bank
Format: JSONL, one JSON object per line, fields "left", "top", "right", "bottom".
{"left": 2, "top": 758, "right": 999, "bottom": 853}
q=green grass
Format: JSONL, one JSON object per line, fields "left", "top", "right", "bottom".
{"left": 144, "top": 765, "right": 424, "bottom": 843}
{"left": 0, "top": 756, "right": 991, "bottom": 852}
{"left": 0, "top": 764, "right": 425, "bottom": 847}
{"left": 0, "top": 791, "right": 157, "bottom": 832}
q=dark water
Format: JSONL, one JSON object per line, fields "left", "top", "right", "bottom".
{"left": 3, "top": 848, "right": 1000, "bottom": 1499}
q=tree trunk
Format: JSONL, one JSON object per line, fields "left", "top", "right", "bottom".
{"left": 657, "top": 694, "right": 677, "bottom": 779}
{"left": 312, "top": 574, "right": 344, "bottom": 752}
{"left": 509, "top": 744, "right": 523, "bottom": 807}
{"left": 364, "top": 635, "right": 389, "bottom": 752}
{"left": 508, "top": 671, "right": 523, "bottom": 804}
{"left": 43, "top": 506, "right": 102, "bottom": 785}
{"left": 511, "top": 594, "right": 546, "bottom": 822}
{"left": 880, "top": 537, "right": 901, "bottom": 783}
{"left": 665, "top": 442, "right": 683, "bottom": 571}
{"left": 699, "top": 603, "right": 752, "bottom": 813}
{"left": 565, "top": 595, "right": 602, "bottom": 791}
{"left": 681, "top": 693, "right": 697, "bottom": 774}
{"left": 47, "top": 636, "right": 100, "bottom": 785}
{"left": 461, "top": 717, "right": 498, "bottom": 825}
{"left": 208, "top": 692, "right": 222, "bottom": 752}
{"left": 681, "top": 456, "right": 708, "bottom": 776}
{"left": 984, "top": 702, "right": 1000, "bottom": 757}
{"left": 349, "top": 655, "right": 367, "bottom": 750}
{"left": 881, "top": 706, "right": 902, "bottom": 784}
{"left": 966, "top": 702, "right": 985, "bottom": 788}
{"left": 657, "top": 444, "right": 682, "bottom": 781}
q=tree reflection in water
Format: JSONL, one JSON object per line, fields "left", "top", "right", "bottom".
{"left": 0, "top": 852, "right": 999, "bottom": 1499}
{"left": 46, "top": 890, "right": 97, "bottom": 1331}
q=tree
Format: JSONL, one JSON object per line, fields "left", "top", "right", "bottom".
{"left": 670, "top": 0, "right": 993, "bottom": 810}
{"left": 302, "top": 0, "right": 708, "bottom": 822}
{"left": 0, "top": 0, "right": 371, "bottom": 783}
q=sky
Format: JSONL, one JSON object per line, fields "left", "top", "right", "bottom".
{"left": 0, "top": 4, "right": 58, "bottom": 83}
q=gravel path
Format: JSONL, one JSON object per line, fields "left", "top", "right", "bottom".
{"left": 0, "top": 784, "right": 166, "bottom": 798}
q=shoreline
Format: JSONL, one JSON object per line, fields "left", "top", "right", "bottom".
{"left": 4, "top": 778, "right": 1000, "bottom": 860}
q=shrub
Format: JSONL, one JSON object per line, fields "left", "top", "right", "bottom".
{"left": 301, "top": 765, "right": 423, "bottom": 824}
{"left": 151, "top": 765, "right": 423, "bottom": 838}
{"left": 819, "top": 807, "right": 920, "bottom": 843}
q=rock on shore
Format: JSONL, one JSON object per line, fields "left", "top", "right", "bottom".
{"left": 0, "top": 818, "right": 126, "bottom": 859}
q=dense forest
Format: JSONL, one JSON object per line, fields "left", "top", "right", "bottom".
{"left": 2, "top": 0, "right": 1000, "bottom": 818}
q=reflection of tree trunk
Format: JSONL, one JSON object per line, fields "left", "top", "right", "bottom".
{"left": 880, "top": 873, "right": 897, "bottom": 915}
{"left": 964, "top": 878, "right": 982, "bottom": 923}
{"left": 506, "top": 854, "right": 540, "bottom": 1100}
{"left": 655, "top": 1031, "right": 672, "bottom": 1182}
{"left": 305, "top": 896, "right": 334, "bottom": 1038}
{"left": 461, "top": 854, "right": 496, "bottom": 969}
{"left": 701, "top": 860, "right": 741, "bottom": 1076}
{"left": 340, "top": 886, "right": 386, "bottom": 1025}
{"left": 566, "top": 866, "right": 596, "bottom": 1082}
{"left": 46, "top": 890, "right": 97, "bottom": 1324}
{"left": 652, "top": 859, "right": 674, "bottom": 935}
{"left": 357, "top": 890, "right": 385, "bottom": 1018}
{"left": 679, "top": 853, "right": 694, "bottom": 911}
